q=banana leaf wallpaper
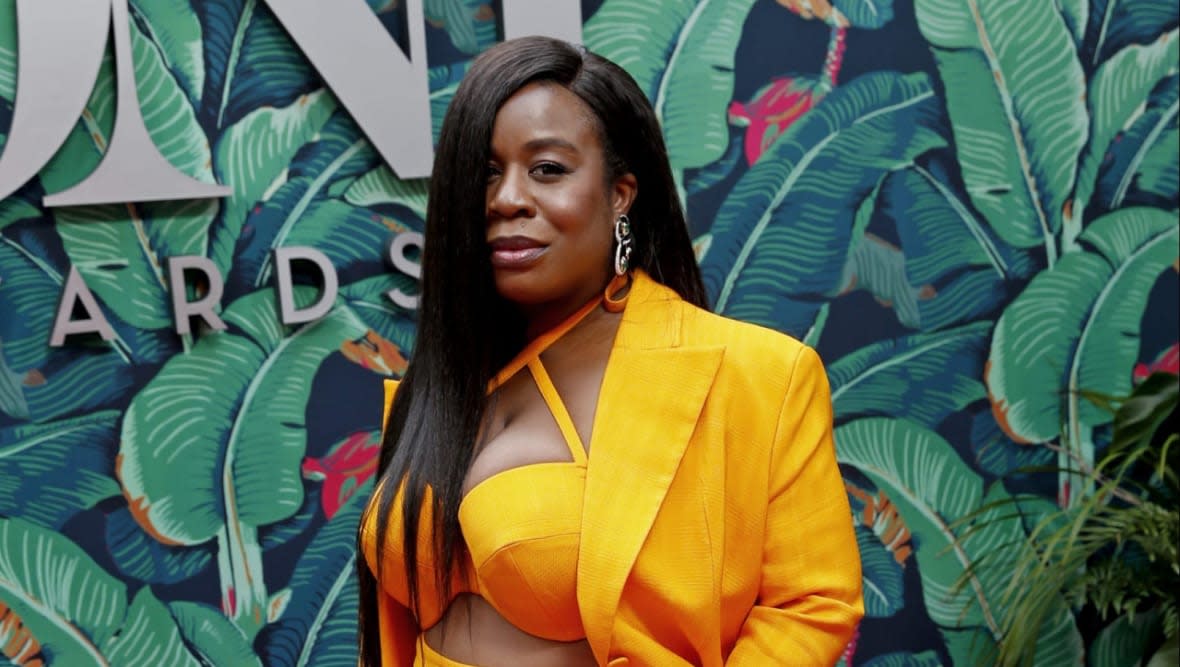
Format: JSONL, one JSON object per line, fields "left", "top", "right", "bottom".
{"left": 1, "top": 0, "right": 1177, "bottom": 665}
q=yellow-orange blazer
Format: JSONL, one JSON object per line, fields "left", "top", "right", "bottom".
{"left": 368, "top": 270, "right": 864, "bottom": 666}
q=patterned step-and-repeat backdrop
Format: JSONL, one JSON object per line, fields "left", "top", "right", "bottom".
{"left": 0, "top": 1, "right": 1177, "bottom": 665}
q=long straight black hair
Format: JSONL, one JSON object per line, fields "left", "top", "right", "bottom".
{"left": 356, "top": 35, "right": 706, "bottom": 665}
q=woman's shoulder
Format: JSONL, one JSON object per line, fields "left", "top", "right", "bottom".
{"left": 665, "top": 301, "right": 826, "bottom": 406}
{"left": 633, "top": 272, "right": 814, "bottom": 366}
{"left": 381, "top": 377, "right": 400, "bottom": 425}
{"left": 677, "top": 300, "right": 813, "bottom": 365}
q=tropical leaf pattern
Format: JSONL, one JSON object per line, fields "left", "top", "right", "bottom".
{"left": 0, "top": 1, "right": 1176, "bottom": 664}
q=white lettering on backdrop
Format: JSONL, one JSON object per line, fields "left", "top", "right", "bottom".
{"left": 0, "top": 0, "right": 580, "bottom": 343}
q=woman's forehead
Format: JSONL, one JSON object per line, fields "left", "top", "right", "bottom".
{"left": 490, "top": 82, "right": 600, "bottom": 151}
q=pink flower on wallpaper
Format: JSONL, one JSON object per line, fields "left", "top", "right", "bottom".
{"left": 841, "top": 623, "right": 860, "bottom": 665}
{"left": 342, "top": 330, "right": 409, "bottom": 376}
{"left": 302, "top": 431, "right": 382, "bottom": 518}
{"left": 729, "top": 76, "right": 824, "bottom": 165}
{"left": 1134, "top": 342, "right": 1179, "bottom": 381}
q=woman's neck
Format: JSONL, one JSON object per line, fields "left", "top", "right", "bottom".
{"left": 520, "top": 278, "right": 613, "bottom": 341}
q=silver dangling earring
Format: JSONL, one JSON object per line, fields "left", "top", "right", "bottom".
{"left": 614, "top": 214, "right": 634, "bottom": 276}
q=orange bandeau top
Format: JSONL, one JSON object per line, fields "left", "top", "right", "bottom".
{"left": 360, "top": 277, "right": 629, "bottom": 642}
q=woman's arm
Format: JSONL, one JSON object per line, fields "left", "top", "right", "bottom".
{"left": 373, "top": 592, "right": 418, "bottom": 666}
{"left": 726, "top": 346, "right": 864, "bottom": 665}
{"left": 364, "top": 378, "right": 419, "bottom": 666}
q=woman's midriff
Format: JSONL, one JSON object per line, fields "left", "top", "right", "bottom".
{"left": 423, "top": 594, "right": 598, "bottom": 667}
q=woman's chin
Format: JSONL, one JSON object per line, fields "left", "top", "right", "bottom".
{"left": 492, "top": 265, "right": 611, "bottom": 315}
{"left": 492, "top": 272, "right": 552, "bottom": 306}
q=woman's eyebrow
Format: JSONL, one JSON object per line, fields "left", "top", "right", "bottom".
{"left": 522, "top": 137, "right": 579, "bottom": 153}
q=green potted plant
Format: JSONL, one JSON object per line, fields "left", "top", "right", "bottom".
{"left": 959, "top": 372, "right": 1178, "bottom": 666}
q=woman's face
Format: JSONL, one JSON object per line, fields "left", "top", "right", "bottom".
{"left": 485, "top": 81, "right": 636, "bottom": 319}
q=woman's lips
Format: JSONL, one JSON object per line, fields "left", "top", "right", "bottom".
{"left": 489, "top": 236, "right": 547, "bottom": 269}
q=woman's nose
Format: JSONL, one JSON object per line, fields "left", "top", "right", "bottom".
{"left": 487, "top": 168, "right": 535, "bottom": 220}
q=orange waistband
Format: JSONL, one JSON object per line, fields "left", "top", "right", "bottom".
{"left": 413, "top": 638, "right": 476, "bottom": 667}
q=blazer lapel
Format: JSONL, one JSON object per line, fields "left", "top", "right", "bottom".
{"left": 578, "top": 273, "right": 724, "bottom": 662}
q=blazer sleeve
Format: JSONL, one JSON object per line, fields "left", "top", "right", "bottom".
{"left": 726, "top": 346, "right": 864, "bottom": 666}
{"left": 368, "top": 378, "right": 419, "bottom": 667}
{"left": 375, "top": 591, "right": 417, "bottom": 666}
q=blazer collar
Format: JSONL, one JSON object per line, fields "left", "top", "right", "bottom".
{"left": 578, "top": 271, "right": 724, "bottom": 662}
{"left": 610, "top": 269, "right": 685, "bottom": 349}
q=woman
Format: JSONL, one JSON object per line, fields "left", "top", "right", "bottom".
{"left": 357, "top": 36, "right": 862, "bottom": 666}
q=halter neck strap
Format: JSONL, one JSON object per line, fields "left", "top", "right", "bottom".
{"left": 487, "top": 273, "right": 630, "bottom": 393}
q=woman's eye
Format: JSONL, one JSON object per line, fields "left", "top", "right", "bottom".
{"left": 533, "top": 162, "right": 566, "bottom": 177}
{"left": 486, "top": 165, "right": 502, "bottom": 180}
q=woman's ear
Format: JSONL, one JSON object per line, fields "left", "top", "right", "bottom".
{"left": 612, "top": 172, "right": 638, "bottom": 217}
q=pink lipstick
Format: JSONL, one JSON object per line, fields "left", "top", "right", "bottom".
{"left": 489, "top": 236, "right": 547, "bottom": 269}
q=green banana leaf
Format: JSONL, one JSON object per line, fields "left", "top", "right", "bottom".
{"left": 860, "top": 650, "right": 942, "bottom": 667}
{"left": 914, "top": 0, "right": 1087, "bottom": 259}
{"left": 834, "top": 0, "right": 896, "bottom": 30}
{"left": 1097, "top": 75, "right": 1178, "bottom": 212}
{"left": 35, "top": 13, "right": 214, "bottom": 191}
{"left": 211, "top": 88, "right": 338, "bottom": 277}
{"left": 1088, "top": 610, "right": 1161, "bottom": 667}
{"left": 28, "top": 361, "right": 133, "bottom": 424}
{"left": 343, "top": 167, "right": 430, "bottom": 221}
{"left": 837, "top": 235, "right": 925, "bottom": 328}
{"left": 828, "top": 321, "right": 991, "bottom": 429}
{"left": 259, "top": 483, "right": 325, "bottom": 550}
{"left": 856, "top": 525, "right": 906, "bottom": 618}
{"left": 425, "top": 62, "right": 470, "bottom": 147}
{"left": 424, "top": 0, "right": 495, "bottom": 55}
{"left": 278, "top": 198, "right": 411, "bottom": 284}
{"left": 0, "top": 0, "right": 13, "bottom": 103}
{"left": 986, "top": 208, "right": 1179, "bottom": 444}
{"left": 0, "top": 230, "right": 143, "bottom": 419}
{"left": 260, "top": 483, "right": 371, "bottom": 666}
{"left": 1086, "top": 0, "right": 1180, "bottom": 68}
{"left": 149, "top": 199, "right": 223, "bottom": 261}
{"left": 0, "top": 203, "right": 64, "bottom": 371}
{"left": 834, "top": 418, "right": 1084, "bottom": 665}
{"left": 877, "top": 161, "right": 1034, "bottom": 330}
{"left": 585, "top": 0, "right": 757, "bottom": 171}
{"left": 117, "top": 288, "right": 368, "bottom": 635}
{"left": 104, "top": 484, "right": 327, "bottom": 586}
{"left": 1074, "top": 29, "right": 1178, "bottom": 227}
{"left": 0, "top": 343, "right": 28, "bottom": 419}
{"left": 169, "top": 601, "right": 262, "bottom": 667}
{"left": 130, "top": 0, "right": 206, "bottom": 105}
{"left": 425, "top": 0, "right": 476, "bottom": 53}
{"left": 27, "top": 15, "right": 220, "bottom": 334}
{"left": 837, "top": 225, "right": 1017, "bottom": 333}
{"left": 23, "top": 354, "right": 137, "bottom": 423}
{"left": 887, "top": 163, "right": 1033, "bottom": 288}
{"left": 102, "top": 589, "right": 201, "bottom": 667}
{"left": 39, "top": 16, "right": 215, "bottom": 190}
{"left": 969, "top": 408, "right": 1055, "bottom": 481}
{"left": 104, "top": 505, "right": 215, "bottom": 585}
{"left": 702, "top": 72, "right": 944, "bottom": 334}
{"left": 0, "top": 197, "right": 39, "bottom": 233}
{"left": 0, "top": 412, "right": 120, "bottom": 528}
{"left": 38, "top": 50, "right": 116, "bottom": 193}
{"left": 0, "top": 517, "right": 126, "bottom": 666}
{"left": 837, "top": 419, "right": 984, "bottom": 627}
{"left": 938, "top": 628, "right": 995, "bottom": 666}
{"left": 118, "top": 287, "right": 368, "bottom": 545}
{"left": 685, "top": 125, "right": 744, "bottom": 197}
{"left": 1133, "top": 94, "right": 1180, "bottom": 201}
{"left": 1135, "top": 126, "right": 1180, "bottom": 201}
{"left": 339, "top": 274, "right": 420, "bottom": 354}
{"left": 1059, "top": 0, "right": 1088, "bottom": 46}
{"left": 54, "top": 199, "right": 217, "bottom": 332}
{"left": 223, "top": 113, "right": 383, "bottom": 294}
{"left": 199, "top": 0, "right": 318, "bottom": 130}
